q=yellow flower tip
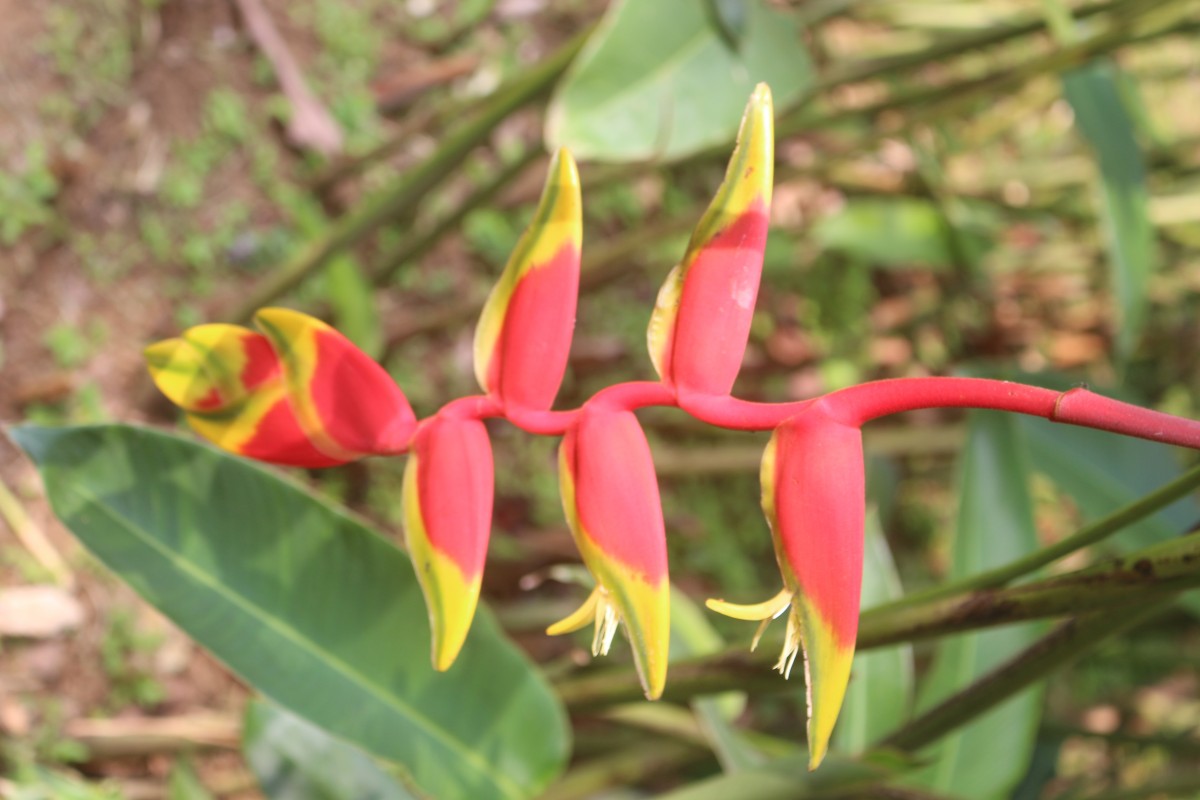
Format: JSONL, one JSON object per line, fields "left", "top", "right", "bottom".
{"left": 546, "top": 586, "right": 601, "bottom": 637}
{"left": 545, "top": 583, "right": 667, "bottom": 701}
{"left": 549, "top": 146, "right": 581, "bottom": 190}
{"left": 143, "top": 338, "right": 186, "bottom": 370}
{"left": 749, "top": 82, "right": 773, "bottom": 114}
{"left": 546, "top": 586, "right": 622, "bottom": 659}
{"left": 794, "top": 599, "right": 855, "bottom": 773}
{"left": 705, "top": 587, "right": 791, "bottom": 622}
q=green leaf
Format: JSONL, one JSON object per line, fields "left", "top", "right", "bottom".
{"left": 244, "top": 699, "right": 419, "bottom": 800}
{"left": 813, "top": 198, "right": 995, "bottom": 270}
{"left": 12, "top": 424, "right": 569, "bottom": 800}
{"left": 546, "top": 0, "right": 811, "bottom": 163}
{"left": 833, "top": 509, "right": 912, "bottom": 754}
{"left": 1062, "top": 61, "right": 1155, "bottom": 356}
{"left": 907, "top": 412, "right": 1043, "bottom": 798}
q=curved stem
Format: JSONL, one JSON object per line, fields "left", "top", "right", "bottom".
{"left": 676, "top": 389, "right": 811, "bottom": 432}
{"left": 824, "top": 377, "right": 1200, "bottom": 449}
{"left": 437, "top": 394, "right": 502, "bottom": 420}
{"left": 588, "top": 381, "right": 676, "bottom": 413}
{"left": 499, "top": 382, "right": 677, "bottom": 436}
{"left": 504, "top": 406, "right": 579, "bottom": 436}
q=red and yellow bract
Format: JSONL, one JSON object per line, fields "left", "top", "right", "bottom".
{"left": 474, "top": 148, "right": 582, "bottom": 413}
{"left": 551, "top": 406, "right": 670, "bottom": 700}
{"left": 403, "top": 413, "right": 494, "bottom": 670}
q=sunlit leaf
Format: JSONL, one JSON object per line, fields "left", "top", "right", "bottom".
{"left": 813, "top": 198, "right": 996, "bottom": 270}
{"left": 546, "top": 0, "right": 811, "bottom": 162}
{"left": 13, "top": 424, "right": 569, "bottom": 800}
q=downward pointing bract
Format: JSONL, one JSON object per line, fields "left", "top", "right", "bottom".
{"left": 552, "top": 407, "right": 670, "bottom": 700}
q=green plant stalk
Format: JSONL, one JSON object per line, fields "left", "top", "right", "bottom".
{"left": 875, "top": 598, "right": 1173, "bottom": 753}
{"left": 228, "top": 28, "right": 590, "bottom": 322}
{"left": 554, "top": 533, "right": 1200, "bottom": 709}
{"left": 878, "top": 463, "right": 1200, "bottom": 611}
{"left": 777, "top": 0, "right": 1181, "bottom": 143}
{"left": 369, "top": 148, "right": 542, "bottom": 287}
{"left": 896, "top": 0, "right": 1189, "bottom": 130}
{"left": 538, "top": 740, "right": 706, "bottom": 800}
{"left": 803, "top": 0, "right": 1139, "bottom": 106}
{"left": 857, "top": 534, "right": 1200, "bottom": 647}
{"left": 1074, "top": 774, "right": 1200, "bottom": 800}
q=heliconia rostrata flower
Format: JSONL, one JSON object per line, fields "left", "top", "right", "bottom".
{"left": 146, "top": 83, "right": 1200, "bottom": 769}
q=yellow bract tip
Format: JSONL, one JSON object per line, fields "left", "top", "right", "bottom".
{"left": 402, "top": 454, "right": 483, "bottom": 673}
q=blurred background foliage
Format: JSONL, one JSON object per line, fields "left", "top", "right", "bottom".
{"left": 3, "top": 0, "right": 1200, "bottom": 797}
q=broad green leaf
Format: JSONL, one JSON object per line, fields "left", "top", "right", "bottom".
{"left": 832, "top": 509, "right": 912, "bottom": 754}
{"left": 907, "top": 412, "right": 1043, "bottom": 798}
{"left": 244, "top": 699, "right": 418, "bottom": 800}
{"left": 813, "top": 198, "right": 995, "bottom": 270}
{"left": 670, "top": 587, "right": 765, "bottom": 771}
{"left": 12, "top": 424, "right": 569, "bottom": 800}
{"left": 546, "top": 0, "right": 811, "bottom": 163}
{"left": 1062, "top": 61, "right": 1155, "bottom": 356}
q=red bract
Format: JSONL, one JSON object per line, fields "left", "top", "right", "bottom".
{"left": 145, "top": 82, "right": 1200, "bottom": 772}
{"left": 255, "top": 308, "right": 416, "bottom": 460}
{"left": 403, "top": 413, "right": 495, "bottom": 670}
{"left": 709, "top": 402, "right": 864, "bottom": 769}
{"left": 648, "top": 83, "right": 772, "bottom": 396}
{"left": 551, "top": 406, "right": 670, "bottom": 700}
{"left": 475, "top": 148, "right": 582, "bottom": 412}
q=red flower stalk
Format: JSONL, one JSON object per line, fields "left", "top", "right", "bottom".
{"left": 145, "top": 82, "right": 1200, "bottom": 770}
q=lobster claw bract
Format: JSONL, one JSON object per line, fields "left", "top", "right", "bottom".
{"left": 144, "top": 323, "right": 343, "bottom": 467}
{"left": 402, "top": 413, "right": 495, "bottom": 671}
{"left": 474, "top": 148, "right": 582, "bottom": 412}
{"left": 551, "top": 407, "right": 670, "bottom": 700}
{"left": 254, "top": 307, "right": 417, "bottom": 461}
{"left": 708, "top": 403, "right": 864, "bottom": 769}
{"left": 648, "top": 83, "right": 773, "bottom": 396}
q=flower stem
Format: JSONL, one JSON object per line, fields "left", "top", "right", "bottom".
{"left": 824, "top": 377, "right": 1200, "bottom": 449}
{"left": 676, "top": 389, "right": 811, "bottom": 432}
